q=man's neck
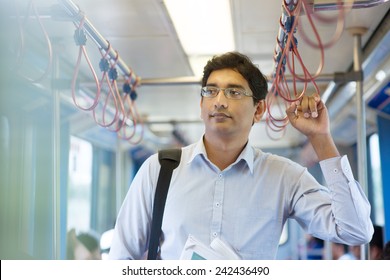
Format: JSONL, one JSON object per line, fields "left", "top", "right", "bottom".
{"left": 203, "top": 135, "right": 248, "bottom": 171}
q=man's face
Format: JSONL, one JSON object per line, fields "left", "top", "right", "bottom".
{"left": 200, "top": 68, "right": 264, "bottom": 139}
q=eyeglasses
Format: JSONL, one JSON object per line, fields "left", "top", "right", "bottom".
{"left": 200, "top": 86, "right": 256, "bottom": 100}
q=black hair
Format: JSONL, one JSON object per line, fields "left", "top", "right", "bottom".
{"left": 201, "top": 52, "right": 268, "bottom": 103}
{"left": 370, "top": 225, "right": 384, "bottom": 249}
{"left": 77, "top": 232, "right": 100, "bottom": 253}
{"left": 382, "top": 241, "right": 390, "bottom": 260}
{"left": 66, "top": 229, "right": 100, "bottom": 259}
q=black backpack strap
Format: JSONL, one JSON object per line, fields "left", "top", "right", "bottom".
{"left": 147, "top": 148, "right": 182, "bottom": 260}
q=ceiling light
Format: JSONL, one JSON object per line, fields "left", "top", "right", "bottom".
{"left": 164, "top": 0, "right": 235, "bottom": 76}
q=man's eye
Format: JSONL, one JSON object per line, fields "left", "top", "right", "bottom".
{"left": 208, "top": 88, "right": 218, "bottom": 94}
{"left": 202, "top": 87, "right": 214, "bottom": 95}
{"left": 229, "top": 89, "right": 242, "bottom": 95}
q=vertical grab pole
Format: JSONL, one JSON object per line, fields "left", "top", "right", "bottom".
{"left": 115, "top": 140, "right": 123, "bottom": 214}
{"left": 52, "top": 51, "right": 61, "bottom": 259}
{"left": 350, "top": 26, "right": 369, "bottom": 260}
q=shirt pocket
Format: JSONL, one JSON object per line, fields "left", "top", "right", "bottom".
{"left": 233, "top": 208, "right": 283, "bottom": 258}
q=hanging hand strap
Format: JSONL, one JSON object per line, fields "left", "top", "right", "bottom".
{"left": 147, "top": 148, "right": 181, "bottom": 260}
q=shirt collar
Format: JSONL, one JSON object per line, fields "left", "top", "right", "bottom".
{"left": 239, "top": 141, "right": 254, "bottom": 174}
{"left": 188, "top": 137, "right": 207, "bottom": 164}
{"left": 188, "top": 136, "right": 254, "bottom": 174}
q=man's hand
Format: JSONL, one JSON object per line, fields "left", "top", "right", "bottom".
{"left": 286, "top": 93, "right": 340, "bottom": 160}
{"left": 286, "top": 93, "right": 330, "bottom": 137}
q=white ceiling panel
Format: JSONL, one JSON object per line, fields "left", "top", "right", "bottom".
{"left": 7, "top": 0, "right": 390, "bottom": 150}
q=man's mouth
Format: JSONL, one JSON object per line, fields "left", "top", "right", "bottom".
{"left": 210, "top": 112, "right": 230, "bottom": 118}
{"left": 209, "top": 112, "right": 231, "bottom": 122}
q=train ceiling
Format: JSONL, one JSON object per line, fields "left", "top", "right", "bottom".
{"left": 6, "top": 0, "right": 390, "bottom": 150}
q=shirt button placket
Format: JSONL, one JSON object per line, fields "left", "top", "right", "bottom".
{"left": 211, "top": 173, "right": 224, "bottom": 241}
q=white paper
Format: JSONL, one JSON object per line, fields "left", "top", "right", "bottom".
{"left": 180, "top": 234, "right": 241, "bottom": 260}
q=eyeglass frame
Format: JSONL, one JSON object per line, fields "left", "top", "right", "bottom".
{"left": 200, "top": 86, "right": 258, "bottom": 100}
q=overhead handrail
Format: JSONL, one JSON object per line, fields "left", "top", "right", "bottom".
{"left": 58, "top": 0, "right": 138, "bottom": 86}
{"left": 266, "top": 0, "right": 351, "bottom": 138}
{"left": 58, "top": 0, "right": 143, "bottom": 143}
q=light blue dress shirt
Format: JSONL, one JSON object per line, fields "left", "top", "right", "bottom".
{"left": 109, "top": 138, "right": 373, "bottom": 260}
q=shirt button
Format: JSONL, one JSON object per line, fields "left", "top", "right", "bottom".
{"left": 216, "top": 202, "right": 221, "bottom": 207}
{"left": 212, "top": 232, "right": 218, "bottom": 237}
{"left": 219, "top": 174, "right": 223, "bottom": 178}
{"left": 333, "top": 168, "right": 338, "bottom": 173}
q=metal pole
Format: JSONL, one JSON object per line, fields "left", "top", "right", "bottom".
{"left": 350, "top": 26, "right": 369, "bottom": 260}
{"left": 58, "top": 0, "right": 138, "bottom": 85}
{"left": 115, "top": 141, "right": 123, "bottom": 214}
{"left": 52, "top": 50, "right": 61, "bottom": 260}
{"left": 138, "top": 73, "right": 337, "bottom": 86}
{"left": 312, "top": 0, "right": 389, "bottom": 11}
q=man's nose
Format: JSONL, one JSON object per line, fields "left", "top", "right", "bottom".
{"left": 214, "top": 89, "right": 228, "bottom": 107}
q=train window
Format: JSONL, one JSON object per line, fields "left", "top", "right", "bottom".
{"left": 369, "top": 133, "right": 384, "bottom": 225}
{"left": 67, "top": 136, "right": 93, "bottom": 231}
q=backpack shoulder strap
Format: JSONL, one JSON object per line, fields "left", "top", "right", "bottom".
{"left": 147, "top": 148, "right": 182, "bottom": 260}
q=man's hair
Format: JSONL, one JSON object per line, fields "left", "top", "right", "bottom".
{"left": 77, "top": 232, "right": 100, "bottom": 252}
{"left": 383, "top": 241, "right": 390, "bottom": 260}
{"left": 370, "top": 225, "right": 384, "bottom": 251}
{"left": 201, "top": 52, "right": 268, "bottom": 103}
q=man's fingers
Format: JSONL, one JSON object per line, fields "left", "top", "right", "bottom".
{"left": 286, "top": 102, "right": 297, "bottom": 120}
{"left": 297, "top": 94, "right": 321, "bottom": 118}
{"left": 300, "top": 95, "right": 310, "bottom": 118}
{"left": 309, "top": 96, "right": 318, "bottom": 118}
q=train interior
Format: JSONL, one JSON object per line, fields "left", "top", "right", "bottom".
{"left": 0, "top": 0, "right": 390, "bottom": 260}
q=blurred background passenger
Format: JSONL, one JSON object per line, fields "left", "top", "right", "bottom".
{"left": 369, "top": 225, "right": 384, "bottom": 260}
{"left": 332, "top": 242, "right": 356, "bottom": 260}
{"left": 382, "top": 241, "right": 390, "bottom": 260}
{"left": 66, "top": 228, "right": 101, "bottom": 260}
{"left": 306, "top": 235, "right": 324, "bottom": 260}
{"left": 350, "top": 225, "right": 384, "bottom": 260}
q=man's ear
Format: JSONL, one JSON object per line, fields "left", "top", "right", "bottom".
{"left": 253, "top": 99, "right": 266, "bottom": 123}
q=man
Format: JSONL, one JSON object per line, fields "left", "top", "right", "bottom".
{"left": 66, "top": 229, "right": 102, "bottom": 260}
{"left": 331, "top": 242, "right": 356, "bottom": 260}
{"left": 350, "top": 225, "right": 384, "bottom": 260}
{"left": 382, "top": 241, "right": 390, "bottom": 260}
{"left": 109, "top": 52, "right": 373, "bottom": 260}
